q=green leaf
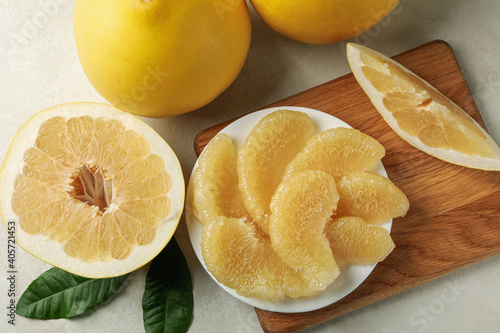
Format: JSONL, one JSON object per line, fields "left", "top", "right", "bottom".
{"left": 16, "top": 267, "right": 130, "bottom": 319}
{"left": 143, "top": 238, "right": 193, "bottom": 333}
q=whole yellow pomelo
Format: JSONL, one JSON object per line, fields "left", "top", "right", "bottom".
{"left": 249, "top": 0, "right": 399, "bottom": 44}
{"left": 73, "top": 0, "right": 251, "bottom": 117}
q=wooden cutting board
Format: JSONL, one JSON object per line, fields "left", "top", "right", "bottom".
{"left": 193, "top": 40, "right": 500, "bottom": 332}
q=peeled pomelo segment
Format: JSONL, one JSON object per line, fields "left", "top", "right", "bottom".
{"left": 0, "top": 103, "right": 184, "bottom": 278}
{"left": 201, "top": 216, "right": 313, "bottom": 301}
{"left": 347, "top": 42, "right": 500, "bottom": 170}
{"left": 270, "top": 170, "right": 340, "bottom": 292}
{"left": 237, "top": 110, "right": 316, "bottom": 234}
{"left": 193, "top": 133, "right": 249, "bottom": 225}
{"left": 283, "top": 127, "right": 385, "bottom": 182}
{"left": 202, "top": 217, "right": 282, "bottom": 301}
{"left": 335, "top": 171, "right": 409, "bottom": 224}
{"left": 324, "top": 216, "right": 395, "bottom": 269}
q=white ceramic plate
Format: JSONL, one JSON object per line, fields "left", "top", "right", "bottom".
{"left": 185, "top": 106, "right": 391, "bottom": 313}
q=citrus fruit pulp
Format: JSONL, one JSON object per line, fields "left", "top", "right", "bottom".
{"left": 270, "top": 170, "right": 340, "bottom": 292}
{"left": 335, "top": 171, "right": 409, "bottom": 224}
{"left": 201, "top": 216, "right": 315, "bottom": 301}
{"left": 249, "top": 0, "right": 399, "bottom": 44}
{"left": 192, "top": 131, "right": 319, "bottom": 301}
{"left": 191, "top": 133, "right": 249, "bottom": 225}
{"left": 73, "top": 0, "right": 251, "bottom": 117}
{"left": 347, "top": 43, "right": 500, "bottom": 170}
{"left": 186, "top": 106, "right": 393, "bottom": 313}
{"left": 0, "top": 103, "right": 184, "bottom": 278}
{"left": 237, "top": 110, "right": 316, "bottom": 234}
{"left": 282, "top": 127, "right": 386, "bottom": 183}
{"left": 325, "top": 216, "right": 395, "bottom": 269}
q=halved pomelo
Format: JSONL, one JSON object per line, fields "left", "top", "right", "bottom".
{"left": 0, "top": 103, "right": 184, "bottom": 278}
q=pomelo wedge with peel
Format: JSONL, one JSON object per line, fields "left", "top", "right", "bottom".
{"left": 347, "top": 43, "right": 500, "bottom": 171}
{"left": 0, "top": 103, "right": 184, "bottom": 278}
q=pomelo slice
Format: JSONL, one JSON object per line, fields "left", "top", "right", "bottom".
{"left": 347, "top": 42, "right": 500, "bottom": 171}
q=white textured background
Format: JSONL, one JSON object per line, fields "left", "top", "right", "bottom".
{"left": 1, "top": 0, "right": 500, "bottom": 332}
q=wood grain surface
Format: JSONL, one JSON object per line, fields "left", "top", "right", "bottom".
{"left": 193, "top": 40, "right": 500, "bottom": 332}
